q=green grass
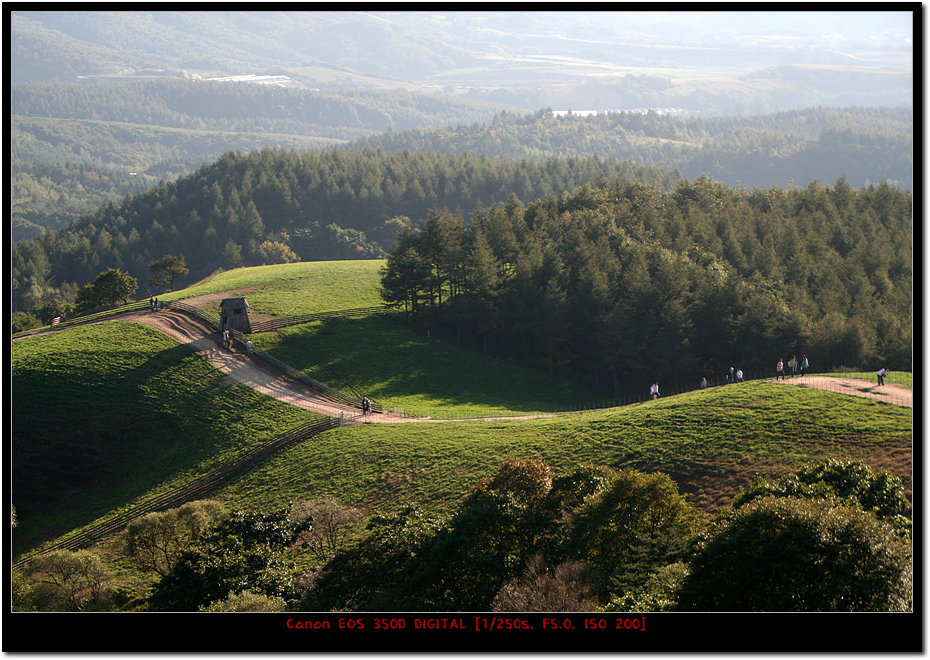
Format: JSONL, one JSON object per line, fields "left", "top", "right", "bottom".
{"left": 252, "top": 315, "right": 606, "bottom": 417}
{"left": 11, "top": 321, "right": 324, "bottom": 558}
{"left": 161, "top": 260, "right": 386, "bottom": 317}
{"left": 215, "top": 381, "right": 912, "bottom": 522}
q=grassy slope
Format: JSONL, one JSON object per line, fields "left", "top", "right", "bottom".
{"left": 172, "top": 260, "right": 606, "bottom": 416}
{"left": 161, "top": 260, "right": 386, "bottom": 316}
{"left": 11, "top": 321, "right": 324, "bottom": 558}
{"left": 216, "top": 381, "right": 912, "bottom": 522}
{"left": 253, "top": 316, "right": 606, "bottom": 417}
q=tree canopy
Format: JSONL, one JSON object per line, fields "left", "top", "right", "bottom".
{"left": 674, "top": 496, "right": 912, "bottom": 612}
{"left": 379, "top": 177, "right": 912, "bottom": 393}
{"left": 72, "top": 268, "right": 137, "bottom": 316}
{"left": 146, "top": 254, "right": 189, "bottom": 293}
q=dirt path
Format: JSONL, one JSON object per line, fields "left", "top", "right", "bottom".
{"left": 764, "top": 375, "right": 913, "bottom": 408}
{"left": 112, "top": 308, "right": 416, "bottom": 424}
{"left": 24, "top": 302, "right": 913, "bottom": 420}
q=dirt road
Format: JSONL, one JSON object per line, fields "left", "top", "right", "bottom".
{"left": 110, "top": 306, "right": 915, "bottom": 417}
{"left": 21, "top": 305, "right": 912, "bottom": 514}
{"left": 765, "top": 375, "right": 913, "bottom": 408}
{"left": 114, "top": 308, "right": 415, "bottom": 423}
{"left": 31, "top": 303, "right": 913, "bottom": 421}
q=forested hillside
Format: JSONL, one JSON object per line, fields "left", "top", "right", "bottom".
{"left": 10, "top": 10, "right": 912, "bottom": 242}
{"left": 11, "top": 80, "right": 505, "bottom": 138}
{"left": 354, "top": 106, "right": 913, "bottom": 190}
{"left": 381, "top": 176, "right": 912, "bottom": 392}
{"left": 10, "top": 148, "right": 681, "bottom": 314}
{"left": 9, "top": 79, "right": 518, "bottom": 240}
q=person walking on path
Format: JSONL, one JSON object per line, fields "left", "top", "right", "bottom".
{"left": 246, "top": 339, "right": 253, "bottom": 356}
{"left": 222, "top": 329, "right": 230, "bottom": 349}
{"left": 362, "top": 396, "right": 372, "bottom": 416}
{"left": 800, "top": 355, "right": 809, "bottom": 376}
{"left": 150, "top": 297, "right": 155, "bottom": 312}
{"left": 650, "top": 382, "right": 660, "bottom": 399}
{"left": 776, "top": 358, "right": 785, "bottom": 380}
{"left": 788, "top": 356, "right": 797, "bottom": 377}
{"left": 877, "top": 367, "right": 888, "bottom": 386}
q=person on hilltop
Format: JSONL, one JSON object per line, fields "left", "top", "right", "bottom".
{"left": 877, "top": 367, "right": 889, "bottom": 386}
{"left": 736, "top": 368, "right": 744, "bottom": 383}
{"left": 650, "top": 382, "right": 660, "bottom": 399}
{"left": 776, "top": 358, "right": 785, "bottom": 380}
{"left": 701, "top": 377, "right": 707, "bottom": 390}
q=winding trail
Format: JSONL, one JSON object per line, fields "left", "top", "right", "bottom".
{"left": 26, "top": 298, "right": 913, "bottom": 418}
{"left": 113, "top": 307, "right": 417, "bottom": 423}
{"left": 15, "top": 302, "right": 913, "bottom": 529}
{"left": 122, "top": 300, "right": 913, "bottom": 413}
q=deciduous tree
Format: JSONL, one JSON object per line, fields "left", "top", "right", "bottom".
{"left": 73, "top": 268, "right": 137, "bottom": 316}
{"left": 25, "top": 549, "right": 115, "bottom": 611}
{"left": 122, "top": 499, "right": 228, "bottom": 576}
{"left": 675, "top": 497, "right": 912, "bottom": 611}
{"left": 148, "top": 503, "right": 311, "bottom": 611}
{"left": 566, "top": 468, "right": 704, "bottom": 594}
{"left": 147, "top": 254, "right": 189, "bottom": 292}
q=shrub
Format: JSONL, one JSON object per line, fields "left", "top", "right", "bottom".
{"left": 733, "top": 458, "right": 910, "bottom": 519}
{"left": 25, "top": 549, "right": 115, "bottom": 611}
{"left": 603, "top": 562, "right": 690, "bottom": 612}
{"left": 122, "top": 499, "right": 228, "bottom": 576}
{"left": 491, "top": 554, "right": 599, "bottom": 612}
{"left": 147, "top": 503, "right": 311, "bottom": 611}
{"left": 200, "top": 590, "right": 287, "bottom": 612}
{"left": 566, "top": 468, "right": 705, "bottom": 594}
{"left": 675, "top": 497, "right": 912, "bottom": 611}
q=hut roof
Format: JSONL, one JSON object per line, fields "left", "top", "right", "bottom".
{"left": 220, "top": 297, "right": 249, "bottom": 310}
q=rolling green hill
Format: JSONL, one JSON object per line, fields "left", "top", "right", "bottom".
{"left": 11, "top": 321, "right": 324, "bottom": 557}
{"left": 159, "top": 260, "right": 387, "bottom": 316}
{"left": 215, "top": 381, "right": 911, "bottom": 521}
{"left": 12, "top": 300, "right": 911, "bottom": 563}
{"left": 11, "top": 257, "right": 912, "bottom": 613}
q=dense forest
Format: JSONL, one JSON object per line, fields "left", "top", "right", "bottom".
{"left": 10, "top": 80, "right": 912, "bottom": 241}
{"left": 10, "top": 148, "right": 682, "bottom": 313}
{"left": 354, "top": 106, "right": 913, "bottom": 190}
{"left": 9, "top": 79, "right": 520, "bottom": 240}
{"left": 380, "top": 175, "right": 912, "bottom": 391}
{"left": 10, "top": 80, "right": 506, "bottom": 138}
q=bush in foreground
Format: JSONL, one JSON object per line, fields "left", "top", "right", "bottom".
{"left": 675, "top": 496, "right": 912, "bottom": 612}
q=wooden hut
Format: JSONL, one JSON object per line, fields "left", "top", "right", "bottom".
{"left": 220, "top": 297, "right": 252, "bottom": 334}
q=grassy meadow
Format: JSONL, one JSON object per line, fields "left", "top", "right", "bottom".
{"left": 11, "top": 321, "right": 324, "bottom": 557}
{"left": 252, "top": 315, "right": 605, "bottom": 417}
{"left": 215, "top": 381, "right": 912, "bottom": 522}
{"left": 161, "top": 260, "right": 386, "bottom": 316}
